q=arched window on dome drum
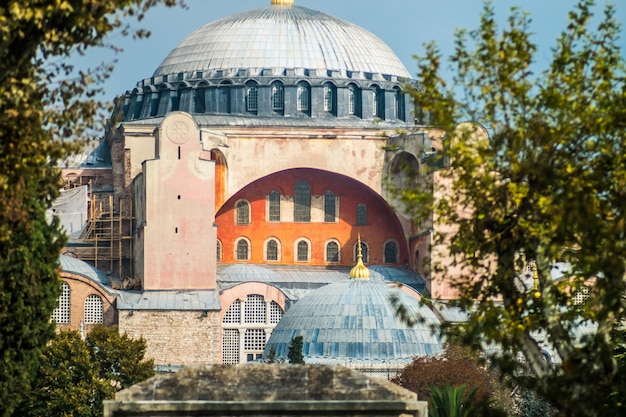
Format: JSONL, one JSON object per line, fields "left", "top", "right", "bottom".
{"left": 268, "top": 190, "right": 281, "bottom": 222}
{"left": 51, "top": 281, "right": 70, "bottom": 324}
{"left": 218, "top": 83, "right": 231, "bottom": 113}
{"left": 356, "top": 204, "right": 367, "bottom": 226}
{"left": 236, "top": 200, "right": 250, "bottom": 225}
{"left": 193, "top": 87, "right": 206, "bottom": 113}
{"left": 326, "top": 241, "right": 339, "bottom": 263}
{"left": 84, "top": 294, "right": 103, "bottom": 324}
{"left": 384, "top": 241, "right": 398, "bottom": 264}
{"left": 236, "top": 239, "right": 250, "bottom": 261}
{"left": 297, "top": 240, "right": 309, "bottom": 262}
{"left": 372, "top": 90, "right": 377, "bottom": 117}
{"left": 348, "top": 85, "right": 360, "bottom": 116}
{"left": 394, "top": 86, "right": 404, "bottom": 121}
{"left": 323, "top": 84, "right": 334, "bottom": 113}
{"left": 354, "top": 241, "right": 369, "bottom": 264}
{"left": 246, "top": 85, "right": 258, "bottom": 112}
{"left": 272, "top": 83, "right": 284, "bottom": 112}
{"left": 266, "top": 239, "right": 279, "bottom": 261}
{"left": 324, "top": 191, "right": 336, "bottom": 222}
{"left": 294, "top": 180, "right": 311, "bottom": 222}
{"left": 297, "top": 83, "right": 309, "bottom": 112}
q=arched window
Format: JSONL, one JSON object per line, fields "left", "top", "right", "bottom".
{"left": 246, "top": 85, "right": 258, "bottom": 112}
{"left": 266, "top": 239, "right": 280, "bottom": 261}
{"left": 326, "top": 241, "right": 340, "bottom": 263}
{"left": 297, "top": 83, "right": 310, "bottom": 112}
{"left": 354, "top": 241, "right": 369, "bottom": 264}
{"left": 236, "top": 200, "right": 250, "bottom": 225}
{"left": 296, "top": 240, "right": 309, "bottom": 262}
{"left": 324, "top": 191, "right": 336, "bottom": 222}
{"left": 193, "top": 87, "right": 206, "bottom": 113}
{"left": 348, "top": 85, "right": 359, "bottom": 116}
{"left": 84, "top": 294, "right": 103, "bottom": 324}
{"left": 216, "top": 240, "right": 222, "bottom": 262}
{"left": 394, "top": 86, "right": 404, "bottom": 120}
{"left": 51, "top": 281, "right": 70, "bottom": 324}
{"left": 268, "top": 190, "right": 281, "bottom": 222}
{"left": 372, "top": 85, "right": 384, "bottom": 119}
{"left": 222, "top": 295, "right": 284, "bottom": 364}
{"left": 323, "top": 83, "right": 334, "bottom": 112}
{"left": 272, "top": 83, "right": 284, "bottom": 111}
{"left": 384, "top": 240, "right": 399, "bottom": 264}
{"left": 218, "top": 82, "right": 231, "bottom": 113}
{"left": 294, "top": 180, "right": 311, "bottom": 222}
{"left": 372, "top": 89, "right": 378, "bottom": 117}
{"left": 356, "top": 204, "right": 367, "bottom": 226}
{"left": 236, "top": 239, "right": 250, "bottom": 261}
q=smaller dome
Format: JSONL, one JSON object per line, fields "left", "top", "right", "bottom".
{"left": 264, "top": 278, "right": 442, "bottom": 365}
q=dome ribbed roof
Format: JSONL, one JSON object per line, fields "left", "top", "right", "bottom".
{"left": 264, "top": 279, "right": 442, "bottom": 364}
{"left": 153, "top": 5, "right": 411, "bottom": 79}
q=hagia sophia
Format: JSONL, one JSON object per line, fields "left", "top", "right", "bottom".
{"left": 53, "top": 0, "right": 464, "bottom": 373}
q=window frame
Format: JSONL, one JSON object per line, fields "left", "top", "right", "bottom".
{"left": 268, "top": 190, "right": 281, "bottom": 222}
{"left": 236, "top": 200, "right": 251, "bottom": 225}
{"left": 324, "top": 190, "right": 337, "bottom": 223}
{"left": 235, "top": 238, "right": 251, "bottom": 261}
{"left": 272, "top": 83, "right": 284, "bottom": 111}
{"left": 383, "top": 240, "right": 399, "bottom": 264}
{"left": 325, "top": 240, "right": 340, "bottom": 264}
{"left": 295, "top": 239, "right": 311, "bottom": 262}
{"left": 294, "top": 180, "right": 311, "bottom": 222}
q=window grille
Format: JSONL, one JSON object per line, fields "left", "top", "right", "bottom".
{"left": 222, "top": 329, "right": 240, "bottom": 364}
{"left": 324, "top": 84, "right": 333, "bottom": 112}
{"left": 294, "top": 180, "right": 311, "bottom": 222}
{"left": 372, "top": 90, "right": 377, "bottom": 116}
{"left": 246, "top": 86, "right": 258, "bottom": 111}
{"left": 326, "top": 241, "right": 339, "bottom": 263}
{"left": 216, "top": 240, "right": 222, "bottom": 262}
{"left": 348, "top": 87, "right": 356, "bottom": 115}
{"left": 297, "top": 84, "right": 309, "bottom": 111}
{"left": 573, "top": 286, "right": 590, "bottom": 305}
{"left": 355, "top": 242, "right": 369, "bottom": 264}
{"left": 272, "top": 84, "right": 284, "bottom": 111}
{"left": 244, "top": 329, "right": 267, "bottom": 352}
{"left": 244, "top": 294, "right": 266, "bottom": 324}
{"left": 268, "top": 190, "right": 281, "bottom": 222}
{"left": 236, "top": 239, "right": 249, "bottom": 261}
{"left": 236, "top": 200, "right": 250, "bottom": 225}
{"left": 84, "top": 294, "right": 103, "bottom": 324}
{"left": 324, "top": 191, "right": 336, "bottom": 222}
{"left": 266, "top": 239, "right": 279, "bottom": 261}
{"left": 223, "top": 300, "right": 241, "bottom": 324}
{"left": 384, "top": 241, "right": 398, "bottom": 264}
{"left": 51, "top": 282, "right": 70, "bottom": 324}
{"left": 269, "top": 301, "right": 284, "bottom": 324}
{"left": 297, "top": 241, "right": 309, "bottom": 262}
{"left": 356, "top": 204, "right": 367, "bottom": 226}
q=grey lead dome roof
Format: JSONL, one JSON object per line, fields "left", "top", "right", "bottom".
{"left": 153, "top": 5, "right": 411, "bottom": 79}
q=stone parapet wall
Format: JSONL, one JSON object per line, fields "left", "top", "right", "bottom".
{"left": 118, "top": 310, "right": 221, "bottom": 366}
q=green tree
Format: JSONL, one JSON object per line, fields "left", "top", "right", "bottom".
{"left": 405, "top": 1, "right": 626, "bottom": 416}
{"left": 86, "top": 325, "right": 154, "bottom": 391}
{"left": 287, "top": 335, "right": 305, "bottom": 364}
{"left": 15, "top": 330, "right": 115, "bottom": 417}
{"left": 0, "top": 1, "right": 179, "bottom": 415}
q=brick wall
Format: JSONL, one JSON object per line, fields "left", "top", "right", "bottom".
{"left": 118, "top": 310, "right": 221, "bottom": 366}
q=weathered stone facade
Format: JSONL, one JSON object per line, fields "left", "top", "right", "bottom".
{"left": 118, "top": 310, "right": 221, "bottom": 366}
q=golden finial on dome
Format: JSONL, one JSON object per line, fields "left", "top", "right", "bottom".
{"left": 271, "top": 0, "right": 294, "bottom": 5}
{"left": 350, "top": 234, "right": 370, "bottom": 280}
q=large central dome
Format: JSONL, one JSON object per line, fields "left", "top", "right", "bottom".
{"left": 153, "top": 4, "right": 411, "bottom": 79}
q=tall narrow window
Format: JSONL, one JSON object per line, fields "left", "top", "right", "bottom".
{"left": 268, "top": 190, "right": 281, "bottom": 222}
{"left": 246, "top": 85, "right": 258, "bottom": 112}
{"left": 294, "top": 180, "right": 311, "bottom": 222}
{"left": 236, "top": 200, "right": 250, "bottom": 225}
{"left": 372, "top": 90, "right": 378, "bottom": 117}
{"left": 348, "top": 86, "right": 356, "bottom": 115}
{"left": 323, "top": 84, "right": 334, "bottom": 112}
{"left": 324, "top": 191, "right": 336, "bottom": 222}
{"left": 272, "top": 83, "right": 284, "bottom": 111}
{"left": 51, "top": 282, "right": 70, "bottom": 324}
{"left": 266, "top": 239, "right": 279, "bottom": 261}
{"left": 384, "top": 241, "right": 398, "bottom": 264}
{"left": 356, "top": 204, "right": 367, "bottom": 226}
{"left": 297, "top": 84, "right": 309, "bottom": 111}
{"left": 394, "top": 87, "right": 404, "bottom": 120}
{"left": 297, "top": 240, "right": 309, "bottom": 262}
{"left": 219, "top": 83, "right": 231, "bottom": 113}
{"left": 194, "top": 87, "right": 206, "bottom": 113}
{"left": 236, "top": 239, "right": 250, "bottom": 261}
{"left": 354, "top": 241, "right": 369, "bottom": 264}
{"left": 216, "top": 240, "right": 222, "bottom": 261}
{"left": 326, "top": 241, "right": 339, "bottom": 263}
{"left": 84, "top": 294, "right": 104, "bottom": 324}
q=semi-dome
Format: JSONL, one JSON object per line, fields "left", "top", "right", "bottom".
{"left": 263, "top": 278, "right": 442, "bottom": 365}
{"left": 154, "top": 3, "right": 411, "bottom": 79}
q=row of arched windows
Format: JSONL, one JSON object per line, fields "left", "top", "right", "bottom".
{"left": 51, "top": 282, "right": 104, "bottom": 325}
{"left": 217, "top": 238, "right": 399, "bottom": 264}
{"left": 235, "top": 182, "right": 368, "bottom": 225}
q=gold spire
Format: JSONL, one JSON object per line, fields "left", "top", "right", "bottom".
{"left": 271, "top": 0, "right": 294, "bottom": 5}
{"left": 350, "top": 234, "right": 370, "bottom": 280}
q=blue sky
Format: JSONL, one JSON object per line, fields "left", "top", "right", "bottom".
{"left": 77, "top": 0, "right": 624, "bottom": 104}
